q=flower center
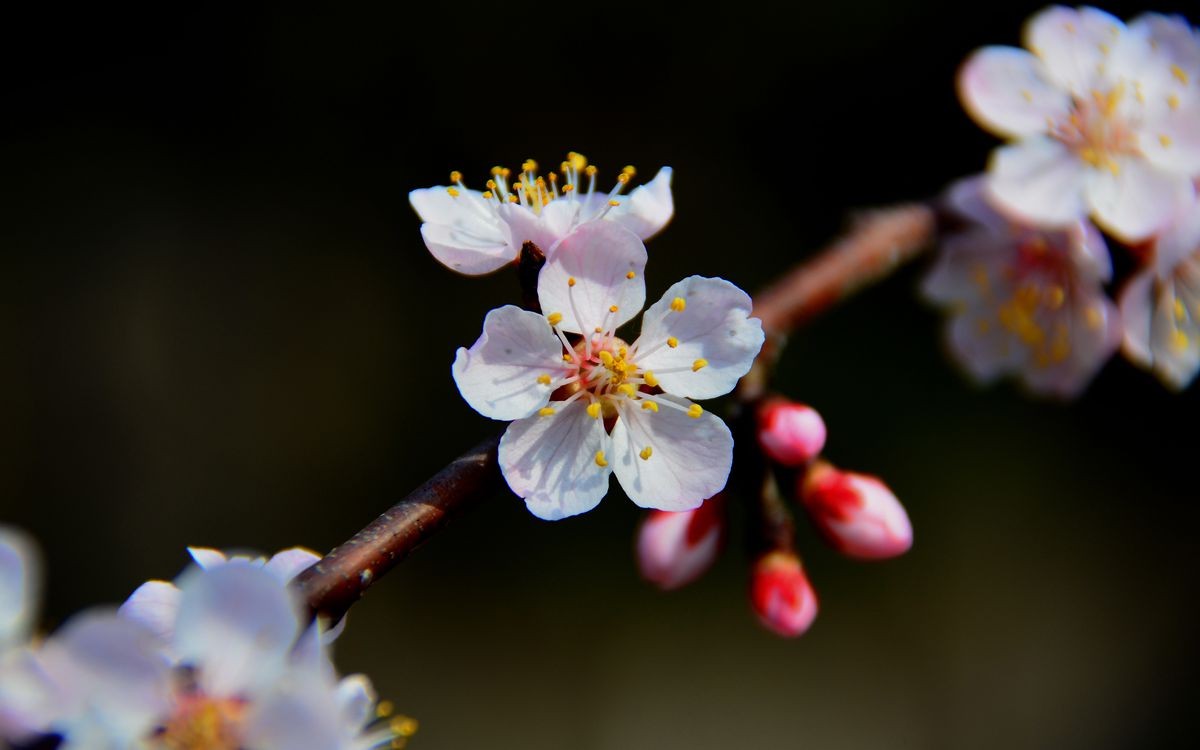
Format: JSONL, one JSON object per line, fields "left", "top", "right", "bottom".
{"left": 1052, "top": 85, "right": 1140, "bottom": 174}
{"left": 157, "top": 695, "right": 246, "bottom": 750}
{"left": 444, "top": 151, "right": 637, "bottom": 218}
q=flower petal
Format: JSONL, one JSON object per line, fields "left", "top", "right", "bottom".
{"left": 263, "top": 547, "right": 321, "bottom": 582}
{"left": 187, "top": 546, "right": 229, "bottom": 569}
{"left": 1119, "top": 269, "right": 1156, "bottom": 367}
{"left": 634, "top": 276, "right": 764, "bottom": 399}
{"left": 1024, "top": 5, "right": 1125, "bottom": 93}
{"left": 610, "top": 396, "right": 733, "bottom": 512}
{"left": 536, "top": 222, "right": 647, "bottom": 335}
{"left": 1141, "top": 100, "right": 1200, "bottom": 178}
{"left": 986, "top": 136, "right": 1088, "bottom": 227}
{"left": 958, "top": 47, "right": 1070, "bottom": 138}
{"left": 0, "top": 528, "right": 37, "bottom": 649}
{"left": 608, "top": 167, "right": 675, "bottom": 239}
{"left": 499, "top": 202, "right": 570, "bottom": 257}
{"left": 174, "top": 563, "right": 302, "bottom": 696}
{"left": 118, "top": 581, "right": 181, "bottom": 644}
{"left": 452, "top": 305, "right": 569, "bottom": 421}
{"left": 1148, "top": 272, "right": 1200, "bottom": 390}
{"left": 1084, "top": 158, "right": 1195, "bottom": 243}
{"left": 410, "top": 187, "right": 514, "bottom": 276}
{"left": 498, "top": 401, "right": 612, "bottom": 520}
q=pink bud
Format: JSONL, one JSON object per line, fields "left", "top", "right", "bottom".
{"left": 636, "top": 497, "right": 725, "bottom": 590}
{"left": 800, "top": 463, "right": 913, "bottom": 560}
{"left": 757, "top": 399, "right": 827, "bottom": 467}
{"left": 750, "top": 551, "right": 818, "bottom": 637}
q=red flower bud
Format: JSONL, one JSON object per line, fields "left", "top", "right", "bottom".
{"left": 750, "top": 551, "right": 818, "bottom": 637}
{"left": 757, "top": 399, "right": 827, "bottom": 467}
{"left": 800, "top": 463, "right": 912, "bottom": 560}
{"left": 636, "top": 497, "right": 725, "bottom": 590}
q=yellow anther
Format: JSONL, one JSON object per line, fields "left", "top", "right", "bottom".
{"left": 538, "top": 407, "right": 556, "bottom": 417}
{"left": 446, "top": 187, "right": 460, "bottom": 197}
{"left": 391, "top": 716, "right": 419, "bottom": 737}
{"left": 568, "top": 152, "right": 588, "bottom": 171}
{"left": 449, "top": 170, "right": 462, "bottom": 183}
{"left": 548, "top": 172, "right": 558, "bottom": 182}
{"left": 376, "top": 700, "right": 395, "bottom": 718}
{"left": 642, "top": 371, "right": 659, "bottom": 387}
{"left": 1045, "top": 285, "right": 1065, "bottom": 309}
{"left": 486, "top": 179, "right": 497, "bottom": 190}
{"left": 585, "top": 165, "right": 598, "bottom": 177}
{"left": 568, "top": 277, "right": 577, "bottom": 287}
{"left": 594, "top": 450, "right": 608, "bottom": 467}
{"left": 618, "top": 346, "right": 628, "bottom": 358}
{"left": 507, "top": 194, "right": 519, "bottom": 203}
{"left": 537, "top": 374, "right": 552, "bottom": 386}
{"left": 686, "top": 404, "right": 703, "bottom": 419}
{"left": 666, "top": 336, "right": 679, "bottom": 348}
{"left": 1160, "top": 134, "right": 1173, "bottom": 148}
{"left": 598, "top": 351, "right": 615, "bottom": 366}
{"left": 522, "top": 159, "right": 538, "bottom": 172}
{"left": 1168, "top": 93, "right": 1180, "bottom": 110}
{"left": 547, "top": 312, "right": 563, "bottom": 326}
{"left": 490, "top": 166, "right": 503, "bottom": 175}
{"left": 1098, "top": 42, "right": 1109, "bottom": 55}
{"left": 587, "top": 402, "right": 602, "bottom": 419}
{"left": 563, "top": 354, "right": 573, "bottom": 362}
{"left": 594, "top": 326, "right": 603, "bottom": 333}
{"left": 1172, "top": 329, "right": 1190, "bottom": 351}
{"left": 1175, "top": 298, "right": 1187, "bottom": 321}
{"left": 641, "top": 400, "right": 659, "bottom": 412}
{"left": 1172, "top": 64, "right": 1189, "bottom": 85}
{"left": 622, "top": 165, "right": 636, "bottom": 177}
{"left": 692, "top": 358, "right": 708, "bottom": 372}
{"left": 617, "top": 173, "right": 630, "bottom": 184}
{"left": 608, "top": 199, "right": 621, "bottom": 206}
{"left": 639, "top": 446, "right": 653, "bottom": 461}
{"left": 482, "top": 191, "right": 493, "bottom": 199}
{"left": 626, "top": 271, "right": 636, "bottom": 279}
{"left": 670, "top": 297, "right": 686, "bottom": 312}
{"left": 609, "top": 305, "right": 619, "bottom": 313}
{"left": 1021, "top": 89, "right": 1032, "bottom": 102}
{"left": 618, "top": 384, "right": 637, "bottom": 397}
{"left": 562, "top": 184, "right": 575, "bottom": 193}
{"left": 500, "top": 167, "right": 511, "bottom": 177}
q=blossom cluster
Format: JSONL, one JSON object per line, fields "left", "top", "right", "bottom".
{"left": 0, "top": 530, "right": 408, "bottom": 750}
{"left": 928, "top": 5, "right": 1200, "bottom": 394}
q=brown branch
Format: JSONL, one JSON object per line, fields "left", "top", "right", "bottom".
{"left": 295, "top": 202, "right": 939, "bottom": 620}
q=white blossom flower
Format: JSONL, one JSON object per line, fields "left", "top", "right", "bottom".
{"left": 452, "top": 221, "right": 764, "bottom": 520}
{"left": 1119, "top": 194, "right": 1200, "bottom": 389}
{"left": 409, "top": 152, "right": 673, "bottom": 275}
{"left": 37, "top": 562, "right": 398, "bottom": 750}
{"left": 923, "top": 177, "right": 1121, "bottom": 398}
{"left": 959, "top": 6, "right": 1200, "bottom": 241}
{"left": 0, "top": 527, "right": 58, "bottom": 744}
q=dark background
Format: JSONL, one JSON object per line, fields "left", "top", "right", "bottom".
{"left": 3, "top": 2, "right": 1199, "bottom": 748}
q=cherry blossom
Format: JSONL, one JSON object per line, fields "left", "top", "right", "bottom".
{"left": 756, "top": 399, "right": 827, "bottom": 467}
{"left": 959, "top": 7, "right": 1200, "bottom": 241}
{"left": 922, "top": 177, "right": 1121, "bottom": 398}
{"left": 452, "top": 221, "right": 764, "bottom": 520}
{"left": 1120, "top": 194, "right": 1200, "bottom": 389}
{"left": 799, "top": 462, "right": 913, "bottom": 561}
{"left": 410, "top": 152, "right": 674, "bottom": 275}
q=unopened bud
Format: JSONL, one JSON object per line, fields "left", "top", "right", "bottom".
{"left": 800, "top": 463, "right": 912, "bottom": 560}
{"left": 636, "top": 497, "right": 724, "bottom": 590}
{"left": 750, "top": 551, "right": 818, "bottom": 637}
{"left": 757, "top": 399, "right": 827, "bottom": 467}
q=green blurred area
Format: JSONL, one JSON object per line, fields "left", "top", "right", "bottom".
{"left": 1, "top": 2, "right": 1198, "bottom": 748}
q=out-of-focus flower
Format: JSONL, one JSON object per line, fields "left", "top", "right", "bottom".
{"left": 40, "top": 562, "right": 399, "bottom": 750}
{"left": 453, "top": 221, "right": 764, "bottom": 520}
{"left": 636, "top": 496, "right": 726, "bottom": 590}
{"left": 923, "top": 177, "right": 1121, "bottom": 398}
{"left": 799, "top": 462, "right": 913, "bottom": 561}
{"left": 750, "top": 551, "right": 818, "bottom": 638}
{"left": 756, "top": 399, "right": 827, "bottom": 467}
{"left": 120, "top": 545, "right": 321, "bottom": 644}
{"left": 1120, "top": 194, "right": 1200, "bottom": 388}
{"left": 958, "top": 7, "right": 1200, "bottom": 241}
{"left": 410, "top": 152, "right": 673, "bottom": 275}
{"left": 0, "top": 527, "right": 57, "bottom": 744}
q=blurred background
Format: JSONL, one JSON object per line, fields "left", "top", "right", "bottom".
{"left": 2, "top": 2, "right": 1199, "bottom": 748}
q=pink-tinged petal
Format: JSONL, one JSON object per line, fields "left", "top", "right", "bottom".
{"left": 335, "top": 674, "right": 377, "bottom": 731}
{"left": 958, "top": 46, "right": 1070, "bottom": 138}
{"left": 0, "top": 647, "right": 60, "bottom": 741}
{"left": 986, "top": 137, "right": 1089, "bottom": 227}
{"left": 609, "top": 396, "right": 733, "bottom": 512}
{"left": 756, "top": 399, "right": 827, "bottom": 467}
{"left": 118, "top": 581, "right": 181, "bottom": 644}
{"left": 499, "top": 202, "right": 569, "bottom": 256}
{"left": 1140, "top": 102, "right": 1200, "bottom": 177}
{"left": 942, "top": 175, "right": 1009, "bottom": 232}
{"left": 452, "top": 305, "right": 568, "bottom": 421}
{"left": 1072, "top": 219, "right": 1113, "bottom": 282}
{"left": 410, "top": 187, "right": 515, "bottom": 276}
{"left": 750, "top": 552, "right": 818, "bottom": 638}
{"left": 263, "top": 547, "right": 321, "bottom": 582}
{"left": 1022, "top": 292, "right": 1120, "bottom": 398}
{"left": 536, "top": 222, "right": 647, "bottom": 335}
{"left": 1084, "top": 159, "right": 1195, "bottom": 243}
{"left": 800, "top": 465, "right": 913, "bottom": 560}
{"left": 243, "top": 681, "right": 347, "bottom": 750}
{"left": 1119, "top": 270, "right": 1156, "bottom": 367}
{"left": 1146, "top": 267, "right": 1200, "bottom": 390}
{"left": 1154, "top": 197, "right": 1200, "bottom": 273}
{"left": 498, "top": 401, "right": 613, "bottom": 521}
{"left": 187, "top": 546, "right": 229, "bottom": 569}
{"left": 0, "top": 528, "right": 38, "bottom": 649}
{"left": 608, "top": 167, "right": 675, "bottom": 240}
{"left": 634, "top": 276, "right": 764, "bottom": 400}
{"left": 174, "top": 564, "right": 302, "bottom": 696}
{"left": 1024, "top": 5, "right": 1124, "bottom": 93}
{"left": 419, "top": 223, "right": 515, "bottom": 276}
{"left": 39, "top": 612, "right": 171, "bottom": 743}
{"left": 636, "top": 499, "right": 724, "bottom": 591}
{"left": 945, "top": 305, "right": 1020, "bottom": 384}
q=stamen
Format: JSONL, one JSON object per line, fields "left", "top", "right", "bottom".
{"left": 594, "top": 451, "right": 608, "bottom": 468}
{"left": 642, "top": 371, "right": 659, "bottom": 387}
{"left": 538, "top": 407, "right": 556, "bottom": 417}
{"left": 670, "top": 297, "right": 687, "bottom": 312}
{"left": 641, "top": 401, "right": 659, "bottom": 412}
{"left": 617, "top": 384, "right": 637, "bottom": 397}
{"left": 667, "top": 336, "right": 679, "bottom": 348}
{"left": 626, "top": 271, "right": 636, "bottom": 279}
{"left": 447, "top": 187, "right": 460, "bottom": 197}
{"left": 449, "top": 171, "right": 462, "bottom": 183}
{"left": 599, "top": 351, "right": 615, "bottom": 366}
{"left": 587, "top": 402, "right": 602, "bottom": 419}
{"left": 639, "top": 446, "right": 653, "bottom": 460}
{"left": 687, "top": 404, "right": 703, "bottom": 419}
{"left": 568, "top": 277, "right": 577, "bottom": 287}
{"left": 547, "top": 312, "right": 563, "bottom": 326}
{"left": 537, "top": 375, "right": 552, "bottom": 385}
{"left": 1172, "top": 65, "right": 1189, "bottom": 85}
{"left": 692, "top": 358, "right": 708, "bottom": 372}
{"left": 609, "top": 305, "right": 619, "bottom": 313}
